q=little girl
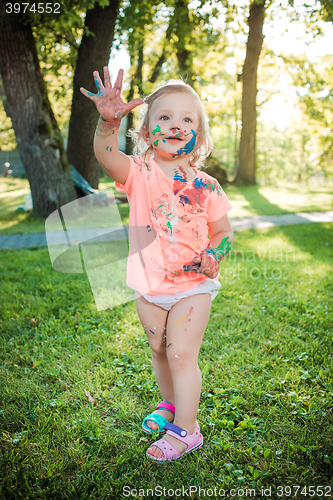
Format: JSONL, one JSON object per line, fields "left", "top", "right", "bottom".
{"left": 81, "top": 68, "right": 233, "bottom": 461}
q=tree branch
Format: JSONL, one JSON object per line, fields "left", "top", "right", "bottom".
{"left": 257, "top": 90, "right": 281, "bottom": 107}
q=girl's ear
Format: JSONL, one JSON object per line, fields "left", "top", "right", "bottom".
{"left": 142, "top": 126, "right": 151, "bottom": 145}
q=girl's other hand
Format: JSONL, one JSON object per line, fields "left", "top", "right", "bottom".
{"left": 80, "top": 67, "right": 143, "bottom": 125}
{"left": 192, "top": 252, "right": 219, "bottom": 279}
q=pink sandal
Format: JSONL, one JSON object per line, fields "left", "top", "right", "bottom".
{"left": 146, "top": 421, "right": 203, "bottom": 462}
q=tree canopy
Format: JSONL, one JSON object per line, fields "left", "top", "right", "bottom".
{"left": 0, "top": 0, "right": 332, "bottom": 204}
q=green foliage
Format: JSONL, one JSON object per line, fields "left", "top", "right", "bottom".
{"left": 318, "top": 0, "right": 333, "bottom": 22}
{"left": 282, "top": 54, "right": 333, "bottom": 177}
{"left": 0, "top": 100, "right": 16, "bottom": 151}
{"left": 0, "top": 222, "right": 332, "bottom": 495}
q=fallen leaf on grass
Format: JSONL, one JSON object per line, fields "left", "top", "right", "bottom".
{"left": 31, "top": 318, "right": 38, "bottom": 326}
{"left": 84, "top": 389, "right": 96, "bottom": 405}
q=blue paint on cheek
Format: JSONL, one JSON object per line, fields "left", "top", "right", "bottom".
{"left": 184, "top": 129, "right": 196, "bottom": 154}
{"left": 172, "top": 129, "right": 196, "bottom": 157}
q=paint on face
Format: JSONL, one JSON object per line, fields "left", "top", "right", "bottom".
{"left": 149, "top": 329, "right": 155, "bottom": 335}
{"left": 152, "top": 125, "right": 161, "bottom": 135}
{"left": 154, "top": 140, "right": 158, "bottom": 147}
{"left": 170, "top": 128, "right": 183, "bottom": 138}
{"left": 106, "top": 146, "right": 113, "bottom": 151}
{"left": 172, "top": 129, "right": 196, "bottom": 158}
{"left": 175, "top": 355, "right": 181, "bottom": 359}
{"left": 146, "top": 225, "right": 152, "bottom": 232}
{"left": 175, "top": 306, "right": 194, "bottom": 328}
{"left": 167, "top": 343, "right": 173, "bottom": 348}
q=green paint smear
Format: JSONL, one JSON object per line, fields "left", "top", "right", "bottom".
{"left": 152, "top": 125, "right": 161, "bottom": 135}
{"left": 167, "top": 221, "right": 173, "bottom": 234}
{"left": 154, "top": 140, "right": 158, "bottom": 147}
{"left": 208, "top": 236, "right": 231, "bottom": 262}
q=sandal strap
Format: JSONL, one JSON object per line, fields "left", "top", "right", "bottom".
{"left": 165, "top": 421, "right": 201, "bottom": 447}
{"left": 142, "top": 413, "right": 168, "bottom": 432}
{"left": 155, "top": 401, "right": 175, "bottom": 414}
{"left": 164, "top": 421, "right": 187, "bottom": 437}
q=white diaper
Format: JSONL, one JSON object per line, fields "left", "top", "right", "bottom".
{"left": 141, "top": 279, "right": 221, "bottom": 311}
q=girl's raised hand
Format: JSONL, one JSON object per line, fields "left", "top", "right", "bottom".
{"left": 80, "top": 67, "right": 143, "bottom": 125}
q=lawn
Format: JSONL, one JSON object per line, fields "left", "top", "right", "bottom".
{"left": 1, "top": 222, "right": 332, "bottom": 499}
{"left": 1, "top": 176, "right": 333, "bottom": 235}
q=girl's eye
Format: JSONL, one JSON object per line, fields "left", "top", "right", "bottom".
{"left": 184, "top": 117, "right": 192, "bottom": 123}
{"left": 160, "top": 116, "right": 169, "bottom": 120}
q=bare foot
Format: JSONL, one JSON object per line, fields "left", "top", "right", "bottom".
{"left": 147, "top": 424, "right": 196, "bottom": 459}
{"left": 145, "top": 408, "right": 174, "bottom": 432}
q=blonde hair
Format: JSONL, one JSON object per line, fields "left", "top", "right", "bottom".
{"left": 131, "top": 80, "right": 213, "bottom": 168}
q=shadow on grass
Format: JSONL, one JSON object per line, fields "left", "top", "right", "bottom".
{"left": 236, "top": 185, "right": 285, "bottom": 216}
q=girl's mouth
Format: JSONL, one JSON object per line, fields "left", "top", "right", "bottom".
{"left": 167, "top": 136, "right": 183, "bottom": 142}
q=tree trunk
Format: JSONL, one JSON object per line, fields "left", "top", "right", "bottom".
{"left": 0, "top": 3, "right": 76, "bottom": 218}
{"left": 173, "top": 0, "right": 195, "bottom": 85}
{"left": 235, "top": 0, "right": 266, "bottom": 185}
{"left": 149, "top": 20, "right": 174, "bottom": 84}
{"left": 67, "top": 0, "right": 120, "bottom": 189}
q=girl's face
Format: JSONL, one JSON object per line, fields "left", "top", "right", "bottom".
{"left": 144, "top": 92, "right": 200, "bottom": 160}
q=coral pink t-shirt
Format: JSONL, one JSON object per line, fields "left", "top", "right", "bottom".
{"left": 115, "top": 156, "right": 232, "bottom": 295}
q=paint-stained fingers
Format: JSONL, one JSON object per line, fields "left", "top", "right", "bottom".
{"left": 197, "top": 253, "right": 219, "bottom": 277}
{"left": 80, "top": 87, "right": 95, "bottom": 100}
{"left": 103, "top": 66, "right": 112, "bottom": 89}
{"left": 113, "top": 68, "right": 124, "bottom": 93}
{"left": 205, "top": 263, "right": 219, "bottom": 278}
{"left": 93, "top": 71, "right": 104, "bottom": 92}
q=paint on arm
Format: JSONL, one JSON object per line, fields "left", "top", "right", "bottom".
{"left": 205, "top": 236, "right": 232, "bottom": 262}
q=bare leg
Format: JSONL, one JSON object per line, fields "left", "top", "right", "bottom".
{"left": 147, "top": 293, "right": 212, "bottom": 458}
{"left": 135, "top": 293, "right": 174, "bottom": 428}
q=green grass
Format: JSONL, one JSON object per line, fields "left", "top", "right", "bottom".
{"left": 1, "top": 177, "right": 333, "bottom": 235}
{"left": 1, "top": 222, "right": 332, "bottom": 498}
